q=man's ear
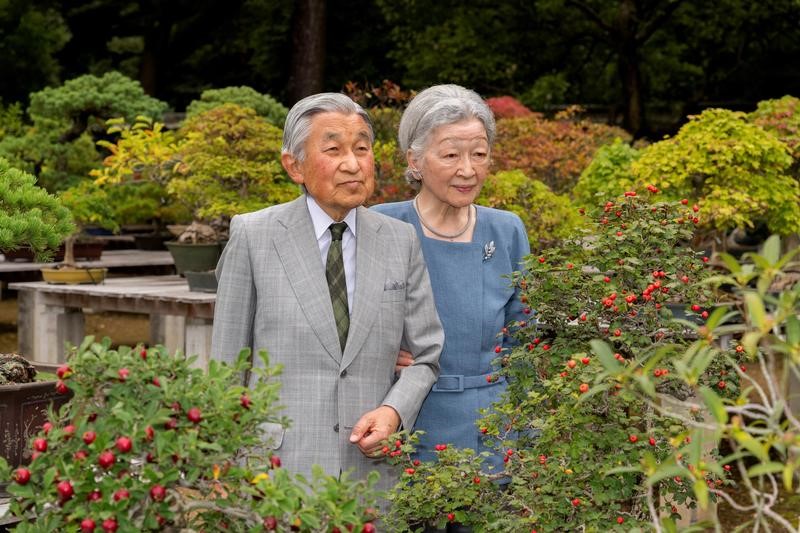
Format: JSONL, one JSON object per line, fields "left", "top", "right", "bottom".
{"left": 281, "top": 153, "right": 304, "bottom": 185}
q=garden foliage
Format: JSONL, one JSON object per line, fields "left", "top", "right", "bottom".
{"left": 492, "top": 110, "right": 631, "bottom": 194}
{"left": 386, "top": 191, "right": 745, "bottom": 532}
{"left": 185, "top": 86, "right": 288, "bottom": 127}
{"left": 0, "top": 339, "right": 379, "bottom": 532}
{"left": 477, "top": 169, "right": 582, "bottom": 252}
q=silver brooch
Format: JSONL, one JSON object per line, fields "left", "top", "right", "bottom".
{"left": 483, "top": 241, "right": 496, "bottom": 261}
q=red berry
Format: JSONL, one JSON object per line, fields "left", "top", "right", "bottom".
{"left": 74, "top": 450, "right": 88, "bottom": 461}
{"left": 567, "top": 360, "right": 577, "bottom": 369}
{"left": 145, "top": 425, "right": 155, "bottom": 440}
{"left": 102, "top": 518, "right": 118, "bottom": 533}
{"left": 56, "top": 364, "right": 72, "bottom": 379}
{"left": 152, "top": 377, "right": 160, "bottom": 387}
{"left": 42, "top": 421, "right": 53, "bottom": 434}
{"left": 413, "top": 459, "right": 421, "bottom": 466}
{"left": 494, "top": 345, "right": 502, "bottom": 353}
{"left": 723, "top": 464, "right": 731, "bottom": 472}
{"left": 87, "top": 489, "right": 102, "bottom": 502}
{"left": 538, "top": 256, "right": 546, "bottom": 263}
{"left": 603, "top": 276, "right": 611, "bottom": 283}
{"left": 447, "top": 513, "right": 456, "bottom": 522}
{"left": 57, "top": 480, "right": 74, "bottom": 501}
{"left": 117, "top": 368, "right": 129, "bottom": 381}
{"left": 33, "top": 438, "right": 47, "bottom": 452}
{"left": 63, "top": 424, "right": 75, "bottom": 438}
{"left": 629, "top": 434, "right": 638, "bottom": 443}
{"left": 98, "top": 450, "right": 115, "bottom": 469}
{"left": 362, "top": 524, "right": 376, "bottom": 533}
{"left": 55, "top": 380, "right": 69, "bottom": 394}
{"left": 614, "top": 329, "right": 622, "bottom": 337}
{"left": 579, "top": 383, "right": 589, "bottom": 393}
{"left": 240, "top": 394, "right": 252, "bottom": 409}
{"left": 718, "top": 381, "right": 726, "bottom": 389}
{"left": 542, "top": 344, "right": 550, "bottom": 351}
{"left": 14, "top": 467, "right": 31, "bottom": 485}
{"left": 113, "top": 488, "right": 130, "bottom": 501}
{"left": 680, "top": 199, "right": 689, "bottom": 205}
{"left": 80, "top": 518, "right": 96, "bottom": 533}
{"left": 115, "top": 436, "right": 132, "bottom": 453}
{"left": 691, "top": 304, "right": 701, "bottom": 312}
{"left": 566, "top": 263, "right": 574, "bottom": 269}
{"left": 83, "top": 431, "right": 97, "bottom": 445}
{"left": 581, "top": 357, "right": 590, "bottom": 365}
{"left": 270, "top": 455, "right": 282, "bottom": 468}
{"left": 649, "top": 437, "right": 656, "bottom": 446}
{"left": 507, "top": 448, "right": 514, "bottom": 456}
{"left": 681, "top": 275, "right": 689, "bottom": 283}
{"left": 405, "top": 468, "right": 415, "bottom": 475}
{"left": 187, "top": 407, "right": 202, "bottom": 424}
{"left": 140, "top": 347, "right": 148, "bottom": 359}
{"left": 473, "top": 476, "right": 481, "bottom": 484}
{"left": 617, "top": 516, "right": 624, "bottom": 524}
{"left": 150, "top": 484, "right": 166, "bottom": 502}
{"left": 263, "top": 516, "right": 278, "bottom": 530}
{"left": 571, "top": 497, "right": 581, "bottom": 507}
{"left": 435, "top": 444, "right": 447, "bottom": 451}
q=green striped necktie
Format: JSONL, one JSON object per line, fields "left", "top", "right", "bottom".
{"left": 326, "top": 222, "right": 349, "bottom": 351}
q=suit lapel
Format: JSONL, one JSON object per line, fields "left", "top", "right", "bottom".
{"left": 341, "top": 206, "right": 383, "bottom": 370}
{"left": 273, "top": 196, "right": 342, "bottom": 364}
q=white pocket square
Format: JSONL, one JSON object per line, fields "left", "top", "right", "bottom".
{"left": 384, "top": 279, "right": 406, "bottom": 290}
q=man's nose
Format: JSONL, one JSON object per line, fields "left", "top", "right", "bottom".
{"left": 340, "top": 149, "right": 360, "bottom": 172}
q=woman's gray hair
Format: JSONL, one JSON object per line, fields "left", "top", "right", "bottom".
{"left": 282, "top": 93, "right": 374, "bottom": 161}
{"left": 398, "top": 84, "right": 495, "bottom": 188}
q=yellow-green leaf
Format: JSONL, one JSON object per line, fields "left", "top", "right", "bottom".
{"left": 699, "top": 386, "right": 728, "bottom": 424}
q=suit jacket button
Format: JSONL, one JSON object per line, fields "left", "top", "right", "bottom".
{"left": 333, "top": 423, "right": 339, "bottom": 432}
{"left": 340, "top": 370, "right": 347, "bottom": 378}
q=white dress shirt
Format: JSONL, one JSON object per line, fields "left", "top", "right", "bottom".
{"left": 306, "top": 196, "right": 356, "bottom": 314}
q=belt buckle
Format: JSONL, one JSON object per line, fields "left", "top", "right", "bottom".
{"left": 432, "top": 374, "right": 464, "bottom": 392}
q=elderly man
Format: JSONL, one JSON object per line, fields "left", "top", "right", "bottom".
{"left": 210, "top": 93, "right": 443, "bottom": 491}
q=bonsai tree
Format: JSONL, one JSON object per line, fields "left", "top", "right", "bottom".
{"left": 0, "top": 72, "right": 168, "bottom": 193}
{"left": 91, "top": 116, "right": 189, "bottom": 234}
{"left": 185, "top": 86, "right": 288, "bottom": 127}
{"left": 384, "top": 190, "right": 745, "bottom": 531}
{"left": 0, "top": 157, "right": 74, "bottom": 261}
{"left": 56, "top": 180, "right": 117, "bottom": 267}
{"left": 0, "top": 339, "right": 379, "bottom": 531}
{"left": 167, "top": 103, "right": 299, "bottom": 243}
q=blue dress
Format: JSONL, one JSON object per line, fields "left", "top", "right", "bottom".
{"left": 371, "top": 201, "right": 530, "bottom": 472}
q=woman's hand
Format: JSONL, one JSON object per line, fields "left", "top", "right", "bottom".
{"left": 395, "top": 349, "right": 414, "bottom": 374}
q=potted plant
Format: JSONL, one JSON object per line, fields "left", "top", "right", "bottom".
{"left": 0, "top": 157, "right": 75, "bottom": 496}
{"left": 91, "top": 116, "right": 189, "bottom": 251}
{"left": 165, "top": 103, "right": 299, "bottom": 291}
{"left": 384, "top": 190, "right": 745, "bottom": 531}
{"left": 39, "top": 180, "right": 118, "bottom": 284}
{"left": 0, "top": 339, "right": 379, "bottom": 531}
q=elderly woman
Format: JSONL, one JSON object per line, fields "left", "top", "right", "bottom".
{"left": 373, "top": 85, "right": 530, "bottom": 475}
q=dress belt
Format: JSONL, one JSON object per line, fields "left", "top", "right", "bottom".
{"left": 431, "top": 373, "right": 506, "bottom": 393}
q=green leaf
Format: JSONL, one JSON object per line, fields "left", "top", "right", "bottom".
{"left": 744, "top": 292, "right": 766, "bottom": 330}
{"left": 732, "top": 429, "right": 769, "bottom": 462}
{"left": 693, "top": 478, "right": 709, "bottom": 510}
{"left": 717, "top": 253, "right": 742, "bottom": 274}
{"left": 590, "top": 339, "right": 620, "bottom": 372}
{"left": 760, "top": 235, "right": 780, "bottom": 265}
{"left": 785, "top": 315, "right": 800, "bottom": 345}
{"left": 783, "top": 461, "right": 795, "bottom": 491}
{"left": 698, "top": 386, "right": 728, "bottom": 424}
{"left": 746, "top": 461, "right": 785, "bottom": 477}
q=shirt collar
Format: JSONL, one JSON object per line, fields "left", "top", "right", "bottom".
{"left": 306, "top": 195, "right": 357, "bottom": 240}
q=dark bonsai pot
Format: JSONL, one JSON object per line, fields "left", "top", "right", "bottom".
{"left": 165, "top": 241, "right": 222, "bottom": 276}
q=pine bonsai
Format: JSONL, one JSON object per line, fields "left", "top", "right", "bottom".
{"left": 0, "top": 157, "right": 74, "bottom": 261}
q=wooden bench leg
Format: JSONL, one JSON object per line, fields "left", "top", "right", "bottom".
{"left": 18, "top": 291, "right": 84, "bottom": 363}
{"left": 150, "top": 314, "right": 185, "bottom": 356}
{"left": 185, "top": 318, "right": 213, "bottom": 370}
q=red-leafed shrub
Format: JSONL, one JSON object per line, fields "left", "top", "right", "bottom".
{"left": 485, "top": 96, "right": 534, "bottom": 119}
{"left": 493, "top": 107, "right": 631, "bottom": 194}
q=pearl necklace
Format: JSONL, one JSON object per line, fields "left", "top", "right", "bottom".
{"left": 413, "top": 196, "right": 474, "bottom": 241}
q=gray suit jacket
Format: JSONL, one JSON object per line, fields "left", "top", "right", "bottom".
{"left": 211, "top": 195, "right": 443, "bottom": 490}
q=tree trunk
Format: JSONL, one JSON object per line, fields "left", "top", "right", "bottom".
{"left": 63, "top": 234, "right": 76, "bottom": 268}
{"left": 286, "top": 0, "right": 326, "bottom": 105}
{"left": 619, "top": 48, "right": 644, "bottom": 136}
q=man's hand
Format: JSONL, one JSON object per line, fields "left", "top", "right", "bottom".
{"left": 395, "top": 349, "right": 414, "bottom": 374}
{"left": 349, "top": 405, "right": 401, "bottom": 456}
